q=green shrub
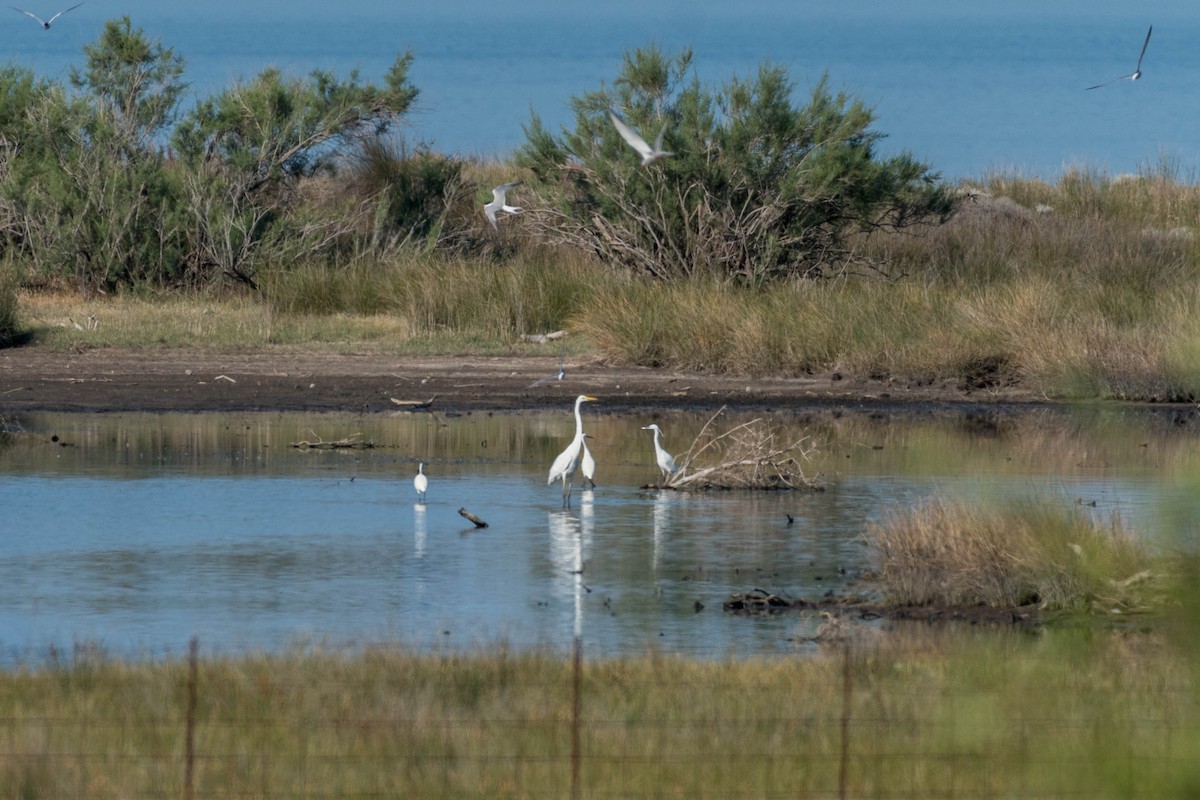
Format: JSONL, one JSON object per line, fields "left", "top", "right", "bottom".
{"left": 518, "top": 45, "right": 954, "bottom": 283}
{"left": 0, "top": 265, "right": 17, "bottom": 346}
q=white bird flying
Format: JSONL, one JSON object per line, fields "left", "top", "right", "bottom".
{"left": 483, "top": 181, "right": 523, "bottom": 229}
{"left": 641, "top": 423, "right": 678, "bottom": 482}
{"left": 11, "top": 2, "right": 83, "bottom": 29}
{"left": 1087, "top": 25, "right": 1152, "bottom": 89}
{"left": 548, "top": 394, "right": 598, "bottom": 507}
{"left": 609, "top": 110, "right": 673, "bottom": 166}
{"left": 413, "top": 462, "right": 428, "bottom": 503}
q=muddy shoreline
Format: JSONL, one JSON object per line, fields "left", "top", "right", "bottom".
{"left": 0, "top": 347, "right": 1045, "bottom": 414}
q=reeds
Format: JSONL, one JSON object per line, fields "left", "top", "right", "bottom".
{"left": 13, "top": 168, "right": 1200, "bottom": 400}
{"left": 0, "top": 264, "right": 16, "bottom": 346}
{"left": 867, "top": 498, "right": 1157, "bottom": 611}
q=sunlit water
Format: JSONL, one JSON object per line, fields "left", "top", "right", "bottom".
{"left": 1, "top": 404, "right": 1198, "bottom": 664}
{"left": 0, "top": 0, "right": 1197, "bottom": 178}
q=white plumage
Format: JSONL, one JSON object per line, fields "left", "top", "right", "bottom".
{"left": 641, "top": 423, "right": 678, "bottom": 482}
{"left": 609, "top": 110, "right": 673, "bottom": 166}
{"left": 548, "top": 395, "right": 598, "bottom": 506}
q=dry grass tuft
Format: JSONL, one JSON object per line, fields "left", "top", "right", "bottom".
{"left": 867, "top": 498, "right": 1158, "bottom": 612}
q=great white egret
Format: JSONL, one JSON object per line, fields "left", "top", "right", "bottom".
{"left": 609, "top": 110, "right": 673, "bottom": 166}
{"left": 413, "top": 462, "right": 428, "bottom": 503}
{"left": 548, "top": 394, "right": 598, "bottom": 506}
{"left": 641, "top": 423, "right": 678, "bottom": 482}
{"left": 1087, "top": 25, "right": 1152, "bottom": 89}
{"left": 581, "top": 433, "right": 597, "bottom": 489}
{"left": 484, "top": 181, "right": 523, "bottom": 229}
{"left": 10, "top": 2, "right": 83, "bottom": 28}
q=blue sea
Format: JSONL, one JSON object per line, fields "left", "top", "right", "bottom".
{"left": 0, "top": 0, "right": 1196, "bottom": 181}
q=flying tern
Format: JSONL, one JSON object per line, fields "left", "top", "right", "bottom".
{"left": 1087, "top": 25, "right": 1152, "bottom": 90}
{"left": 483, "top": 181, "right": 523, "bottom": 229}
{"left": 609, "top": 110, "right": 673, "bottom": 166}
{"left": 10, "top": 2, "right": 83, "bottom": 29}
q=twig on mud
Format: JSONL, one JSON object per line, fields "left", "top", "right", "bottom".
{"left": 290, "top": 432, "right": 373, "bottom": 450}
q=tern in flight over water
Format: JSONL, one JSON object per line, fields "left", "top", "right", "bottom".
{"left": 11, "top": 2, "right": 83, "bottom": 29}
{"left": 483, "top": 181, "right": 523, "bottom": 229}
{"left": 609, "top": 110, "right": 673, "bottom": 166}
{"left": 1087, "top": 25, "right": 1152, "bottom": 89}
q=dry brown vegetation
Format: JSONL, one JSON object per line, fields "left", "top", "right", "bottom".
{"left": 660, "top": 407, "right": 820, "bottom": 490}
{"left": 867, "top": 497, "right": 1160, "bottom": 612}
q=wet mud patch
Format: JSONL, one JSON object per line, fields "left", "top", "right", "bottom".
{"left": 723, "top": 588, "right": 1043, "bottom": 628}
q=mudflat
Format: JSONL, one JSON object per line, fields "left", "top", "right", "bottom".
{"left": 0, "top": 347, "right": 1039, "bottom": 414}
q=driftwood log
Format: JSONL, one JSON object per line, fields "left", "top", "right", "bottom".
{"left": 458, "top": 507, "right": 489, "bottom": 528}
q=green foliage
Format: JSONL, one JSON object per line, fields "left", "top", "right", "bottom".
{"left": 0, "top": 21, "right": 427, "bottom": 291}
{"left": 172, "top": 53, "right": 418, "bottom": 185}
{"left": 518, "top": 45, "right": 954, "bottom": 283}
{"left": 70, "top": 16, "right": 186, "bottom": 153}
{"left": 0, "top": 264, "right": 17, "bottom": 346}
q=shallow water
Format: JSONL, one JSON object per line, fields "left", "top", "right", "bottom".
{"left": 1, "top": 404, "right": 1197, "bottom": 664}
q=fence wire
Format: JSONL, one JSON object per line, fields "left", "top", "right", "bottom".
{"left": 0, "top": 635, "right": 1195, "bottom": 799}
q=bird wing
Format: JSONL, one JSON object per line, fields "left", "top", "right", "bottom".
{"left": 12, "top": 7, "right": 46, "bottom": 24}
{"left": 652, "top": 122, "right": 668, "bottom": 153}
{"left": 44, "top": 2, "right": 82, "bottom": 24}
{"left": 609, "top": 111, "right": 653, "bottom": 158}
{"left": 548, "top": 438, "right": 583, "bottom": 484}
{"left": 1086, "top": 73, "right": 1133, "bottom": 90}
{"left": 492, "top": 182, "right": 521, "bottom": 204}
{"left": 1136, "top": 25, "right": 1152, "bottom": 72}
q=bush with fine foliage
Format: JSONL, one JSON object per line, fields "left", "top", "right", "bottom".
{"left": 518, "top": 46, "right": 954, "bottom": 283}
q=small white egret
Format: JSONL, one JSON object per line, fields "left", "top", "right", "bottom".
{"left": 609, "top": 110, "right": 673, "bottom": 166}
{"left": 581, "top": 433, "right": 597, "bottom": 489}
{"left": 1087, "top": 25, "right": 1152, "bottom": 89}
{"left": 413, "top": 462, "right": 428, "bottom": 503}
{"left": 483, "top": 181, "right": 523, "bottom": 229}
{"left": 548, "top": 394, "right": 598, "bottom": 506}
{"left": 10, "top": 2, "right": 83, "bottom": 28}
{"left": 641, "top": 423, "right": 678, "bottom": 482}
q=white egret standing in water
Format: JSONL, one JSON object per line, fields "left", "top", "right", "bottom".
{"left": 581, "top": 433, "right": 597, "bottom": 489}
{"left": 641, "top": 423, "right": 678, "bottom": 482}
{"left": 548, "top": 394, "right": 598, "bottom": 507}
{"left": 413, "top": 462, "right": 428, "bottom": 503}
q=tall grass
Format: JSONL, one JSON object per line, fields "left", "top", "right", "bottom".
{"left": 867, "top": 498, "right": 1155, "bottom": 611}
{"left": 13, "top": 168, "right": 1200, "bottom": 400}
{"left": 0, "top": 631, "right": 1195, "bottom": 798}
{"left": 262, "top": 248, "right": 607, "bottom": 343}
{"left": 0, "top": 264, "right": 17, "bottom": 346}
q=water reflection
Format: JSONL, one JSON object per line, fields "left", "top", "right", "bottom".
{"left": 0, "top": 405, "right": 1198, "bottom": 663}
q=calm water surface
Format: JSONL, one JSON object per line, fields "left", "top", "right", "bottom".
{"left": 1, "top": 404, "right": 1197, "bottom": 664}
{"left": 0, "top": 0, "right": 1195, "bottom": 178}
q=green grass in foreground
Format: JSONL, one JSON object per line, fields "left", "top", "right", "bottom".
{"left": 0, "top": 629, "right": 1197, "bottom": 799}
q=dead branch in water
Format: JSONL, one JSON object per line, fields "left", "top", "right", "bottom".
{"left": 458, "top": 508, "right": 489, "bottom": 528}
{"left": 664, "top": 407, "right": 818, "bottom": 491}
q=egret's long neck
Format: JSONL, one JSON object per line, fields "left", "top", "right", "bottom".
{"left": 573, "top": 399, "right": 586, "bottom": 438}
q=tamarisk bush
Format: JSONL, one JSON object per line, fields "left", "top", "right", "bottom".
{"left": 518, "top": 46, "right": 954, "bottom": 283}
